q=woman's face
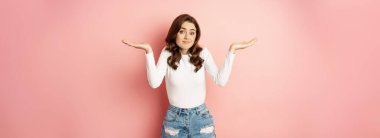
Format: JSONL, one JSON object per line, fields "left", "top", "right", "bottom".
{"left": 176, "top": 21, "right": 196, "bottom": 52}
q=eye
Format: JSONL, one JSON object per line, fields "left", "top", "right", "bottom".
{"left": 190, "top": 32, "right": 195, "bottom": 35}
{"left": 179, "top": 30, "right": 184, "bottom": 34}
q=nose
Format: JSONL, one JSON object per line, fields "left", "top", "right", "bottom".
{"left": 184, "top": 33, "right": 188, "bottom": 39}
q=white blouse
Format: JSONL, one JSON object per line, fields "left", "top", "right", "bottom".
{"left": 145, "top": 47, "right": 235, "bottom": 108}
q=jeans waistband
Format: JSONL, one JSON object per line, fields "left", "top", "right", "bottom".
{"left": 168, "top": 103, "right": 207, "bottom": 114}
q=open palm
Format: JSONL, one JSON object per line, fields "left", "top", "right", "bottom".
{"left": 121, "top": 39, "right": 152, "bottom": 53}
{"left": 231, "top": 38, "right": 257, "bottom": 50}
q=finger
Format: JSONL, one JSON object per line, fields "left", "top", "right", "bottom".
{"left": 249, "top": 38, "right": 257, "bottom": 43}
{"left": 122, "top": 40, "right": 137, "bottom": 46}
{"left": 248, "top": 38, "right": 257, "bottom": 45}
{"left": 121, "top": 40, "right": 130, "bottom": 45}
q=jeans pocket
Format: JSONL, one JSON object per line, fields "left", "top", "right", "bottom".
{"left": 198, "top": 109, "right": 212, "bottom": 119}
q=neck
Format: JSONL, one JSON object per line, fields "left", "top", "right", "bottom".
{"left": 180, "top": 49, "right": 188, "bottom": 55}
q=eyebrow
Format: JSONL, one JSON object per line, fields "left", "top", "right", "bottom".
{"left": 180, "top": 27, "right": 196, "bottom": 31}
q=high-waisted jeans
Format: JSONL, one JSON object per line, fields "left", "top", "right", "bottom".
{"left": 161, "top": 103, "right": 216, "bottom": 138}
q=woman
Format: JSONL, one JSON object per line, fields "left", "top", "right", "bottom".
{"left": 122, "top": 14, "right": 256, "bottom": 138}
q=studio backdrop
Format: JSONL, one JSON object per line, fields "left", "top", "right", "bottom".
{"left": 1, "top": 0, "right": 379, "bottom": 137}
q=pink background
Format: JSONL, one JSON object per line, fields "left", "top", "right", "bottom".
{"left": 1, "top": 0, "right": 379, "bottom": 137}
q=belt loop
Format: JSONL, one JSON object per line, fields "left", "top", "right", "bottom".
{"left": 172, "top": 105, "right": 180, "bottom": 116}
{"left": 196, "top": 106, "right": 201, "bottom": 115}
{"left": 176, "top": 107, "right": 181, "bottom": 116}
{"left": 179, "top": 109, "right": 182, "bottom": 115}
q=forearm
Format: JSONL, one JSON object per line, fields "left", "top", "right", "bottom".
{"left": 145, "top": 52, "right": 163, "bottom": 89}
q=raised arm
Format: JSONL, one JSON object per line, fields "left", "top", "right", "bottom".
{"left": 205, "top": 38, "right": 257, "bottom": 87}
{"left": 122, "top": 40, "right": 169, "bottom": 89}
{"left": 204, "top": 48, "right": 235, "bottom": 87}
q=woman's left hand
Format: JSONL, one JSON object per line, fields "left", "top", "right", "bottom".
{"left": 229, "top": 38, "right": 257, "bottom": 53}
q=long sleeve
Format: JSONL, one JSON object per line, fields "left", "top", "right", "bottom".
{"left": 145, "top": 48, "right": 170, "bottom": 89}
{"left": 204, "top": 48, "right": 236, "bottom": 87}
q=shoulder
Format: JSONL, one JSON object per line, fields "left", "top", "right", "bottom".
{"left": 200, "top": 47, "right": 211, "bottom": 58}
{"left": 160, "top": 46, "right": 171, "bottom": 56}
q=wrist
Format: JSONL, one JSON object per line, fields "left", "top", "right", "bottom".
{"left": 145, "top": 46, "right": 152, "bottom": 54}
{"left": 229, "top": 45, "right": 236, "bottom": 53}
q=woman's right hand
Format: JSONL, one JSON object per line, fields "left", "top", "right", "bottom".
{"left": 122, "top": 40, "right": 152, "bottom": 53}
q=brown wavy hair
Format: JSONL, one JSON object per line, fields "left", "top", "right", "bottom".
{"left": 165, "top": 14, "right": 204, "bottom": 72}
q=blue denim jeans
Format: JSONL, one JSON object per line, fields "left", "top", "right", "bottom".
{"left": 161, "top": 103, "right": 216, "bottom": 138}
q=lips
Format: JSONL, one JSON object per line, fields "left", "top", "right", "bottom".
{"left": 182, "top": 41, "right": 191, "bottom": 44}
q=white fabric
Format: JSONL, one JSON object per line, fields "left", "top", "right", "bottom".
{"left": 145, "top": 47, "right": 235, "bottom": 108}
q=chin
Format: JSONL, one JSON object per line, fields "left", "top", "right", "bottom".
{"left": 179, "top": 44, "right": 191, "bottom": 49}
{"left": 185, "top": 46, "right": 193, "bottom": 49}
